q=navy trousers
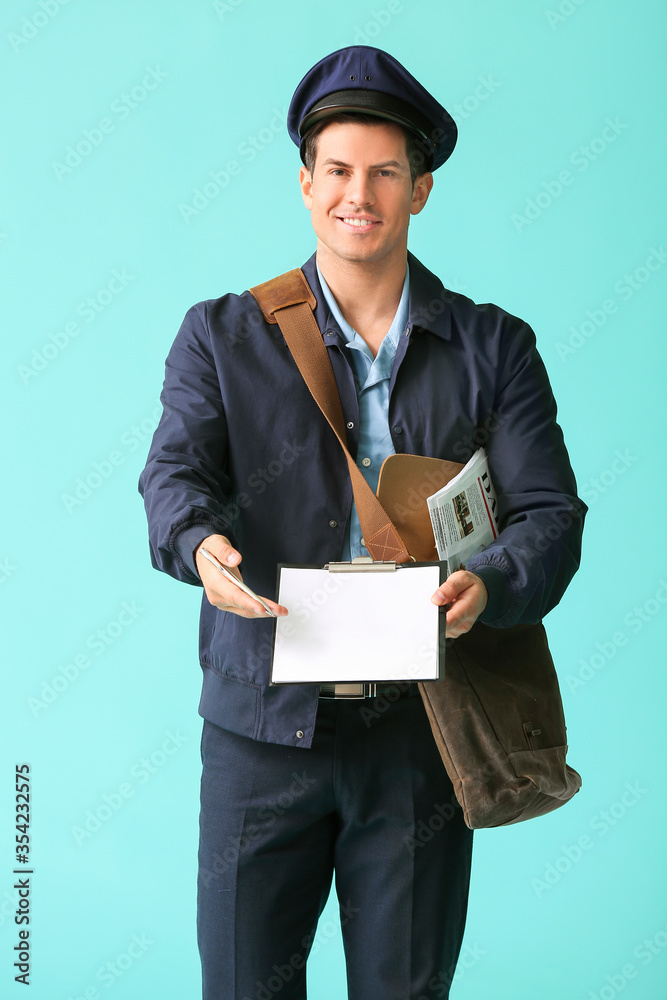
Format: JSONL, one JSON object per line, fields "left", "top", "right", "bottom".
{"left": 197, "top": 689, "right": 473, "bottom": 1000}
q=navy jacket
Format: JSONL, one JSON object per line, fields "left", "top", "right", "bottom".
{"left": 138, "top": 251, "right": 586, "bottom": 748}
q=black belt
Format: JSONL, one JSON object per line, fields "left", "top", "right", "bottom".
{"left": 318, "top": 682, "right": 418, "bottom": 700}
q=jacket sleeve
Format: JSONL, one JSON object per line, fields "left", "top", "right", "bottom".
{"left": 138, "top": 301, "right": 238, "bottom": 586}
{"left": 464, "top": 312, "right": 587, "bottom": 627}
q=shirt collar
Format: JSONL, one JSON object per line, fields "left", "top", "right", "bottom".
{"left": 301, "top": 251, "right": 453, "bottom": 342}
{"left": 315, "top": 260, "right": 410, "bottom": 367}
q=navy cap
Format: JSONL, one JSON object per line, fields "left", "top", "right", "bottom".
{"left": 288, "top": 46, "right": 457, "bottom": 172}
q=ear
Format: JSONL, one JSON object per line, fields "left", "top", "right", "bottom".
{"left": 410, "top": 171, "right": 434, "bottom": 216}
{"left": 299, "top": 165, "right": 313, "bottom": 210}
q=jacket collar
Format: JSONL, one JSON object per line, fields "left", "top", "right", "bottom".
{"left": 300, "top": 250, "right": 453, "bottom": 342}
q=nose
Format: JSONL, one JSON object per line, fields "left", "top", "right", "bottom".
{"left": 345, "top": 171, "right": 375, "bottom": 209}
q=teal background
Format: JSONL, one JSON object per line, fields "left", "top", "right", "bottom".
{"left": 2, "top": 0, "right": 666, "bottom": 997}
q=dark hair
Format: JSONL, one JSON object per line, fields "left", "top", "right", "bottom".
{"left": 302, "top": 112, "right": 430, "bottom": 185}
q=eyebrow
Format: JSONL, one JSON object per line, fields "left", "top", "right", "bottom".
{"left": 320, "top": 158, "right": 407, "bottom": 170}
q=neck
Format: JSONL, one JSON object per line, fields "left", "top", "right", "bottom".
{"left": 316, "top": 244, "right": 407, "bottom": 356}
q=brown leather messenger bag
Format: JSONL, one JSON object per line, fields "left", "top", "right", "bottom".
{"left": 249, "top": 267, "right": 582, "bottom": 829}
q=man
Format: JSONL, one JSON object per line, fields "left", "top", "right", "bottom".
{"left": 139, "top": 46, "right": 585, "bottom": 999}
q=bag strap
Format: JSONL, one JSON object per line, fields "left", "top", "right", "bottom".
{"left": 249, "top": 268, "right": 411, "bottom": 563}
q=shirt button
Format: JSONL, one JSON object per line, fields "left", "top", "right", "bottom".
{"left": 361, "top": 457, "right": 372, "bottom": 468}
{"left": 328, "top": 519, "right": 337, "bottom": 528}
{"left": 393, "top": 426, "right": 403, "bottom": 435}
{"left": 296, "top": 730, "right": 304, "bottom": 739}
{"left": 346, "top": 421, "right": 354, "bottom": 429}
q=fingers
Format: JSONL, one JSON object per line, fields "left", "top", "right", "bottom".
{"left": 197, "top": 533, "right": 242, "bottom": 569}
{"left": 215, "top": 589, "right": 288, "bottom": 619}
{"left": 195, "top": 535, "right": 288, "bottom": 619}
{"left": 431, "top": 569, "right": 476, "bottom": 606}
{"left": 444, "top": 601, "right": 478, "bottom": 639}
{"left": 431, "top": 570, "right": 488, "bottom": 639}
{"left": 214, "top": 595, "right": 286, "bottom": 619}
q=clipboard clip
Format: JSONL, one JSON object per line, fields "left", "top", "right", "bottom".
{"left": 325, "top": 557, "right": 397, "bottom": 573}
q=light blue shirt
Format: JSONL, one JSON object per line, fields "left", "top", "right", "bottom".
{"left": 316, "top": 262, "right": 410, "bottom": 560}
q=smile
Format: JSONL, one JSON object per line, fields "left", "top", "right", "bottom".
{"left": 338, "top": 217, "right": 380, "bottom": 231}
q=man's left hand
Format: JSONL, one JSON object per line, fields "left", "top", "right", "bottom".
{"left": 431, "top": 570, "right": 488, "bottom": 638}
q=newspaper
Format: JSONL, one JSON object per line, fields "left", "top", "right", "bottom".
{"left": 426, "top": 447, "right": 499, "bottom": 572}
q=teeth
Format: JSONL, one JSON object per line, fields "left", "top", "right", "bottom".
{"left": 342, "top": 217, "right": 374, "bottom": 226}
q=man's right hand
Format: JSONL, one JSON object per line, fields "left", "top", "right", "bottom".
{"left": 194, "top": 534, "right": 288, "bottom": 619}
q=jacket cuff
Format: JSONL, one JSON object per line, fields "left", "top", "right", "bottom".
{"left": 172, "top": 522, "right": 236, "bottom": 582}
{"left": 466, "top": 562, "right": 513, "bottom": 626}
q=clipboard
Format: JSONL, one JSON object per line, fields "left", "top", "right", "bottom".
{"left": 270, "top": 558, "right": 446, "bottom": 685}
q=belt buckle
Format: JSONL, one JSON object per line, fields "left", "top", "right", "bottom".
{"left": 319, "top": 683, "right": 377, "bottom": 700}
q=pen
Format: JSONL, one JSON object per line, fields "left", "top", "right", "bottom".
{"left": 198, "top": 546, "right": 277, "bottom": 617}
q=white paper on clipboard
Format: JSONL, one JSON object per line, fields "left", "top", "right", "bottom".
{"left": 270, "top": 562, "right": 443, "bottom": 684}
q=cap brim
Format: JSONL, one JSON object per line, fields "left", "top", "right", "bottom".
{"left": 298, "top": 88, "right": 456, "bottom": 171}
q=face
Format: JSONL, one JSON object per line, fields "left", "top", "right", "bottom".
{"left": 298, "top": 121, "right": 433, "bottom": 268}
